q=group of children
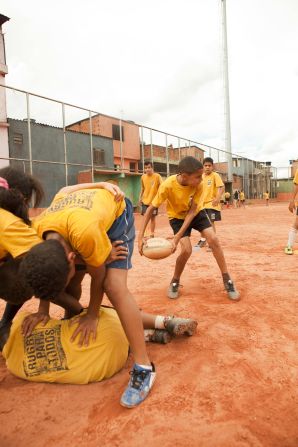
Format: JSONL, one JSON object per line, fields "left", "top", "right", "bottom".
{"left": 0, "top": 155, "right": 296, "bottom": 409}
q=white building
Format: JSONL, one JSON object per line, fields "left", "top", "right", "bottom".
{"left": 0, "top": 14, "right": 9, "bottom": 168}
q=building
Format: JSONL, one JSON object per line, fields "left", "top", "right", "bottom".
{"left": 66, "top": 114, "right": 140, "bottom": 173}
{"left": 0, "top": 14, "right": 9, "bottom": 168}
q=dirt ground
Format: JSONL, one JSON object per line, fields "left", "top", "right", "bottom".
{"left": 0, "top": 202, "right": 297, "bottom": 447}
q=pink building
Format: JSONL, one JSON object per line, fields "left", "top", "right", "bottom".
{"left": 67, "top": 114, "right": 140, "bottom": 172}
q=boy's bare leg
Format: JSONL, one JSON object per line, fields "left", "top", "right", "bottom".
{"left": 201, "top": 227, "right": 227, "bottom": 273}
{"left": 104, "top": 268, "right": 150, "bottom": 366}
{"left": 172, "top": 237, "right": 192, "bottom": 281}
{"left": 150, "top": 216, "right": 156, "bottom": 236}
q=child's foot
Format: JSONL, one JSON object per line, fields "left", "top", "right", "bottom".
{"left": 194, "top": 239, "right": 207, "bottom": 249}
{"left": 148, "top": 329, "right": 172, "bottom": 344}
{"left": 120, "top": 363, "right": 156, "bottom": 408}
{"left": 164, "top": 317, "right": 198, "bottom": 336}
{"left": 224, "top": 279, "right": 240, "bottom": 301}
{"left": 167, "top": 281, "right": 181, "bottom": 299}
{"left": 284, "top": 246, "right": 293, "bottom": 255}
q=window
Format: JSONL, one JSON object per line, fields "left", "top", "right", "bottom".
{"left": 13, "top": 133, "right": 23, "bottom": 145}
{"left": 112, "top": 124, "right": 124, "bottom": 141}
{"left": 129, "top": 162, "right": 137, "bottom": 172}
{"left": 93, "top": 148, "right": 105, "bottom": 166}
{"left": 233, "top": 158, "right": 241, "bottom": 168}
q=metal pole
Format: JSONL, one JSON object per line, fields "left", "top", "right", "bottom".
{"left": 119, "top": 111, "right": 123, "bottom": 170}
{"left": 141, "top": 126, "right": 144, "bottom": 173}
{"left": 221, "top": 0, "right": 233, "bottom": 182}
{"left": 150, "top": 128, "right": 153, "bottom": 167}
{"left": 178, "top": 137, "right": 181, "bottom": 161}
{"left": 89, "top": 111, "right": 94, "bottom": 182}
{"left": 166, "top": 134, "right": 169, "bottom": 177}
{"left": 26, "top": 92, "right": 33, "bottom": 174}
{"left": 62, "top": 103, "right": 68, "bottom": 186}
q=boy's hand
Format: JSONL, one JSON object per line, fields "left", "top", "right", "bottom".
{"left": 70, "top": 314, "right": 99, "bottom": 347}
{"left": 289, "top": 200, "right": 296, "bottom": 213}
{"left": 138, "top": 238, "right": 145, "bottom": 255}
{"left": 212, "top": 198, "right": 219, "bottom": 207}
{"left": 103, "top": 183, "right": 125, "bottom": 202}
{"left": 106, "top": 240, "right": 128, "bottom": 264}
{"left": 171, "top": 236, "right": 180, "bottom": 253}
{"left": 22, "top": 311, "right": 50, "bottom": 337}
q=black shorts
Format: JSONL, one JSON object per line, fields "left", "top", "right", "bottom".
{"left": 205, "top": 208, "right": 221, "bottom": 222}
{"left": 169, "top": 210, "right": 212, "bottom": 238}
{"left": 141, "top": 203, "right": 158, "bottom": 216}
{"left": 296, "top": 207, "right": 298, "bottom": 216}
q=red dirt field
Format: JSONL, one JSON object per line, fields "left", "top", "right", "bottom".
{"left": 0, "top": 203, "right": 297, "bottom": 447}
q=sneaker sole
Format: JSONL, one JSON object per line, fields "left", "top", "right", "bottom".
{"left": 120, "top": 372, "right": 157, "bottom": 409}
{"left": 170, "top": 320, "right": 198, "bottom": 336}
{"left": 227, "top": 291, "right": 241, "bottom": 301}
{"left": 167, "top": 289, "right": 179, "bottom": 299}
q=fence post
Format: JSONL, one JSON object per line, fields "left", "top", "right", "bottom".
{"left": 62, "top": 103, "right": 68, "bottom": 186}
{"left": 26, "top": 92, "right": 33, "bottom": 175}
{"left": 89, "top": 111, "right": 94, "bottom": 182}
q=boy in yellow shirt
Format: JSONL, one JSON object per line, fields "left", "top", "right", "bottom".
{"left": 139, "top": 161, "right": 162, "bottom": 237}
{"left": 263, "top": 191, "right": 269, "bottom": 205}
{"left": 20, "top": 183, "right": 156, "bottom": 408}
{"left": 138, "top": 156, "right": 240, "bottom": 301}
{"left": 284, "top": 169, "right": 298, "bottom": 255}
{"left": 195, "top": 157, "right": 224, "bottom": 249}
{"left": 0, "top": 307, "right": 197, "bottom": 385}
{"left": 239, "top": 190, "right": 245, "bottom": 208}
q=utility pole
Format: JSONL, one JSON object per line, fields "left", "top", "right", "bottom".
{"left": 221, "top": 0, "right": 233, "bottom": 182}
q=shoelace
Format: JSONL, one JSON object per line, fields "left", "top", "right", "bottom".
{"left": 226, "top": 280, "right": 235, "bottom": 292}
{"left": 130, "top": 368, "right": 149, "bottom": 390}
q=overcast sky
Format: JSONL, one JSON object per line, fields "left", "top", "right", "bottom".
{"left": 1, "top": 0, "right": 298, "bottom": 168}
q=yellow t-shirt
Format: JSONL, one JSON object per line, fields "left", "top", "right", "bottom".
{"left": 263, "top": 192, "right": 269, "bottom": 200}
{"left": 2, "top": 307, "right": 129, "bottom": 384}
{"left": 224, "top": 192, "right": 230, "bottom": 199}
{"left": 33, "top": 189, "right": 126, "bottom": 267}
{"left": 0, "top": 208, "right": 42, "bottom": 261}
{"left": 151, "top": 175, "right": 204, "bottom": 220}
{"left": 240, "top": 191, "right": 245, "bottom": 200}
{"left": 293, "top": 170, "right": 298, "bottom": 185}
{"left": 141, "top": 173, "right": 162, "bottom": 205}
{"left": 202, "top": 172, "right": 224, "bottom": 211}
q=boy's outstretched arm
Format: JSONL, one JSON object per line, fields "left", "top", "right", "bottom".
{"left": 58, "top": 182, "right": 124, "bottom": 202}
{"left": 171, "top": 200, "right": 198, "bottom": 251}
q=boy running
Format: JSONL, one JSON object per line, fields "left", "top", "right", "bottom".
{"left": 195, "top": 157, "right": 224, "bottom": 249}
{"left": 263, "top": 191, "right": 269, "bottom": 206}
{"left": 284, "top": 169, "right": 298, "bottom": 255}
{"left": 138, "top": 156, "right": 240, "bottom": 301}
{"left": 139, "top": 161, "right": 162, "bottom": 237}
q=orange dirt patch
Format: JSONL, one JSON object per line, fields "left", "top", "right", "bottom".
{"left": 1, "top": 203, "right": 297, "bottom": 447}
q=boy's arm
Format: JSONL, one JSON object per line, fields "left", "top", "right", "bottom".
{"left": 139, "top": 178, "right": 144, "bottom": 203}
{"left": 58, "top": 182, "right": 124, "bottom": 202}
{"left": 212, "top": 186, "right": 224, "bottom": 207}
{"left": 70, "top": 264, "right": 106, "bottom": 347}
{"left": 171, "top": 200, "right": 198, "bottom": 250}
{"left": 22, "top": 299, "right": 50, "bottom": 336}
{"left": 289, "top": 184, "right": 298, "bottom": 213}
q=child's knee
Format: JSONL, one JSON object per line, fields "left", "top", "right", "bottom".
{"left": 208, "top": 234, "right": 219, "bottom": 248}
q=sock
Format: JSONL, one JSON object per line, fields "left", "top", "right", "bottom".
{"left": 287, "top": 227, "right": 297, "bottom": 248}
{"left": 136, "top": 363, "right": 153, "bottom": 371}
{"left": 154, "top": 315, "right": 166, "bottom": 329}
{"left": 222, "top": 272, "right": 230, "bottom": 282}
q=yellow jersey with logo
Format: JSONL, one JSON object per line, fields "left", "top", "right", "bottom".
{"left": 2, "top": 307, "right": 129, "bottom": 384}
{"left": 141, "top": 173, "right": 162, "bottom": 205}
{"left": 263, "top": 192, "right": 269, "bottom": 199}
{"left": 151, "top": 175, "right": 204, "bottom": 220}
{"left": 240, "top": 192, "right": 245, "bottom": 200}
{"left": 202, "top": 172, "right": 224, "bottom": 211}
{"left": 224, "top": 192, "right": 230, "bottom": 199}
{"left": 293, "top": 170, "right": 298, "bottom": 185}
{"left": 0, "top": 208, "right": 41, "bottom": 261}
{"left": 33, "top": 189, "right": 126, "bottom": 267}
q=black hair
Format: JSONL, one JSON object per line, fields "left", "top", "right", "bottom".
{"left": 0, "top": 258, "right": 33, "bottom": 305}
{"left": 178, "top": 156, "right": 203, "bottom": 174}
{"left": 0, "top": 167, "right": 44, "bottom": 224}
{"left": 203, "top": 157, "right": 214, "bottom": 165}
{"left": 19, "top": 240, "right": 70, "bottom": 300}
{"left": 0, "top": 166, "right": 44, "bottom": 207}
{"left": 144, "top": 160, "right": 153, "bottom": 167}
{"left": 0, "top": 323, "right": 11, "bottom": 352}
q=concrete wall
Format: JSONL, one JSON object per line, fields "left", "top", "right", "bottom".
{"left": 7, "top": 118, "right": 114, "bottom": 205}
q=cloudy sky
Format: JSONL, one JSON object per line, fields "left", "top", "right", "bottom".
{"left": 1, "top": 0, "right": 298, "bottom": 168}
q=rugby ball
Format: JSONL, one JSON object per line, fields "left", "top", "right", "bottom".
{"left": 143, "top": 237, "right": 173, "bottom": 260}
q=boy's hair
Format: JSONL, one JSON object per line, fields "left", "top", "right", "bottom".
{"left": 0, "top": 258, "right": 33, "bottom": 305}
{"left": 203, "top": 157, "right": 214, "bottom": 165}
{"left": 144, "top": 160, "right": 153, "bottom": 167}
{"left": 19, "top": 240, "right": 70, "bottom": 300}
{"left": 0, "top": 167, "right": 44, "bottom": 224}
{"left": 178, "top": 156, "right": 203, "bottom": 174}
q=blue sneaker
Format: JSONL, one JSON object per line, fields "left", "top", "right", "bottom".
{"left": 120, "top": 362, "right": 156, "bottom": 408}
